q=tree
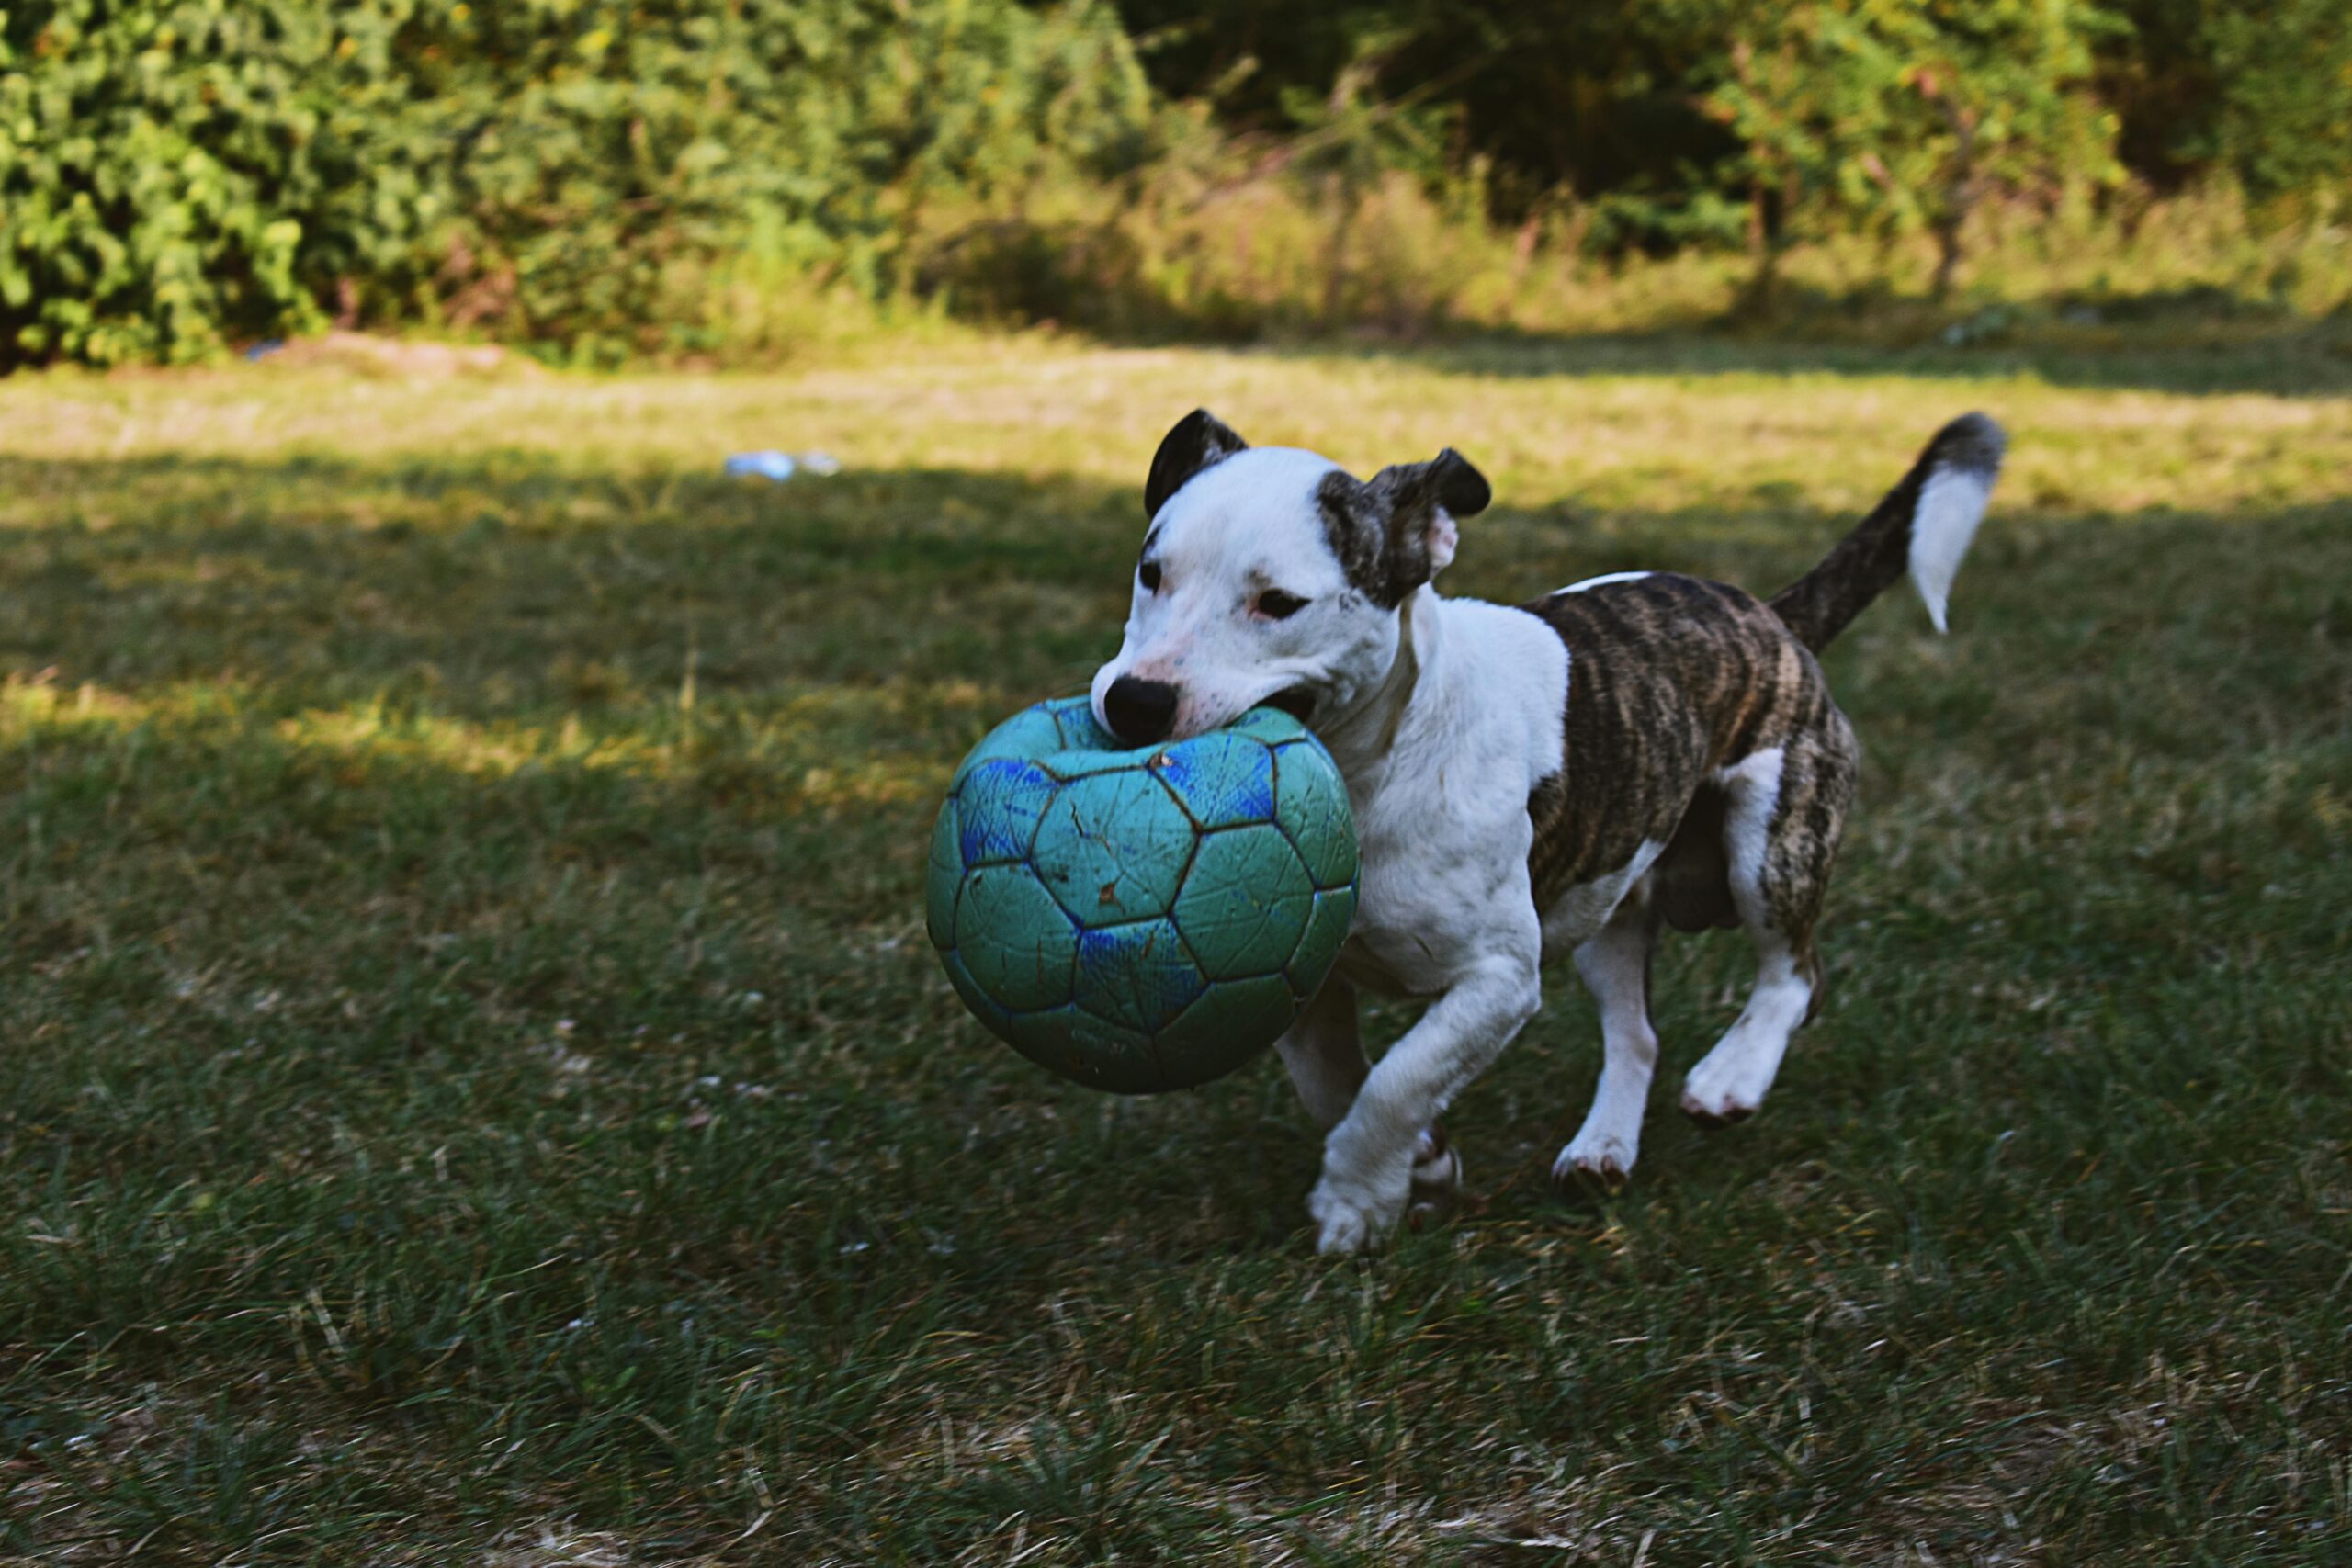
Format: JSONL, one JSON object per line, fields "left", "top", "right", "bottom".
{"left": 1705, "top": 0, "right": 2121, "bottom": 299}
{"left": 1108, "top": 0, "right": 1748, "bottom": 240}
{"left": 2196, "top": 0, "right": 2352, "bottom": 214}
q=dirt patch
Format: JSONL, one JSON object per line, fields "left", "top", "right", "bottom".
{"left": 252, "top": 331, "right": 541, "bottom": 378}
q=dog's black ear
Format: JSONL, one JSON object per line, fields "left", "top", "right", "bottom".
{"left": 1145, "top": 409, "right": 1249, "bottom": 519}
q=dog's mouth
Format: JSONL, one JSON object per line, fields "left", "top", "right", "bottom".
{"left": 1262, "top": 685, "right": 1317, "bottom": 725}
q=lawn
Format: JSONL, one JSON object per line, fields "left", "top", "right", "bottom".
{"left": 2, "top": 334, "right": 2347, "bottom": 1563}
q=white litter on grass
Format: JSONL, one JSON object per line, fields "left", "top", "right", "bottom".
{"left": 725, "top": 449, "right": 842, "bottom": 481}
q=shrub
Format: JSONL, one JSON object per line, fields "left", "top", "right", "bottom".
{"left": 2, "top": 3, "right": 350, "bottom": 363}
{"left": 0, "top": 0, "right": 1161, "bottom": 367}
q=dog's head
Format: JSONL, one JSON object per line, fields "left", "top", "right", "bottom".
{"left": 1090, "top": 409, "right": 1490, "bottom": 746}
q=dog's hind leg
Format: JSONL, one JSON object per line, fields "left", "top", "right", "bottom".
{"left": 1278, "top": 977, "right": 1461, "bottom": 1207}
{"left": 1277, "top": 976, "right": 1366, "bottom": 1129}
{"left": 1554, "top": 896, "right": 1661, "bottom": 1193}
{"left": 1680, "top": 724, "right": 1857, "bottom": 1126}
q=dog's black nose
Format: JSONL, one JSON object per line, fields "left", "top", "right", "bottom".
{"left": 1103, "top": 677, "right": 1180, "bottom": 746}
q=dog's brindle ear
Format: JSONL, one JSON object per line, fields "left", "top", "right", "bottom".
{"left": 1145, "top": 409, "right": 1249, "bottom": 519}
{"left": 1320, "top": 448, "right": 1490, "bottom": 607}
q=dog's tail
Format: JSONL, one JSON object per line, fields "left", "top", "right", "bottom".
{"left": 1768, "top": 412, "right": 2006, "bottom": 652}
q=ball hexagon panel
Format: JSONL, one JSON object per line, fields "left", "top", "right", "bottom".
{"left": 1171, "top": 823, "right": 1315, "bottom": 980}
{"left": 1154, "top": 973, "right": 1301, "bottom": 1088}
{"left": 953, "top": 863, "right": 1079, "bottom": 1013}
{"left": 1155, "top": 731, "right": 1276, "bottom": 829}
{"left": 1286, "top": 886, "right": 1357, "bottom": 995}
{"left": 952, "top": 705, "right": 1068, "bottom": 792}
{"left": 1034, "top": 696, "right": 1135, "bottom": 780}
{"left": 1036, "top": 747, "right": 1156, "bottom": 782}
{"left": 956, "top": 757, "right": 1060, "bottom": 867}
{"left": 925, "top": 797, "right": 963, "bottom": 951}
{"left": 939, "top": 949, "right": 1010, "bottom": 1032}
{"left": 1002, "top": 1005, "right": 1161, "bottom": 1093}
{"left": 1072, "top": 917, "right": 1206, "bottom": 1032}
{"left": 1030, "top": 767, "right": 1198, "bottom": 924}
{"left": 1272, "top": 742, "right": 1359, "bottom": 890}
{"left": 1224, "top": 708, "right": 1306, "bottom": 746}
{"left": 1048, "top": 698, "right": 1119, "bottom": 752}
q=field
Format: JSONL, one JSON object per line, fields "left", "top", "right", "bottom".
{"left": 3, "top": 333, "right": 2348, "bottom": 1563}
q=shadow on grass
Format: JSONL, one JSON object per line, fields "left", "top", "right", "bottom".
{"left": 0, "top": 452, "right": 1144, "bottom": 712}
{"left": 4, "top": 445, "right": 2347, "bottom": 733}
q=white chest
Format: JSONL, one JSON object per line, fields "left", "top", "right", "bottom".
{"left": 1326, "top": 601, "right": 1567, "bottom": 994}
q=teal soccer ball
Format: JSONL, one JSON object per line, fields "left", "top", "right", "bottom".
{"left": 926, "top": 696, "right": 1360, "bottom": 1093}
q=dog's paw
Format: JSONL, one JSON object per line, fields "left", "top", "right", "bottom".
{"left": 1679, "top": 1091, "right": 1755, "bottom": 1130}
{"left": 1551, "top": 1132, "right": 1635, "bottom": 1197}
{"left": 1680, "top": 1034, "right": 1781, "bottom": 1127}
{"left": 1679, "top": 1044, "right": 1775, "bottom": 1128}
{"left": 1309, "top": 1162, "right": 1411, "bottom": 1255}
{"left": 1683, "top": 1072, "right": 1758, "bottom": 1133}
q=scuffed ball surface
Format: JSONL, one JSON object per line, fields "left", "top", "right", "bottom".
{"left": 926, "top": 697, "right": 1360, "bottom": 1093}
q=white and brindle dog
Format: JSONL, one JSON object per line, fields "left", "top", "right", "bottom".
{"left": 1090, "top": 409, "right": 2005, "bottom": 1253}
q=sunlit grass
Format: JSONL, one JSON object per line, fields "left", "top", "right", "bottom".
{"left": 1, "top": 338, "right": 2346, "bottom": 1562}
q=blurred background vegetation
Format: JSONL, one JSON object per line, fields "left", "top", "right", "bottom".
{"left": 3, "top": 0, "right": 2348, "bottom": 368}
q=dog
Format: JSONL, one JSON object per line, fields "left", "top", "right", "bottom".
{"left": 1091, "top": 409, "right": 2005, "bottom": 1252}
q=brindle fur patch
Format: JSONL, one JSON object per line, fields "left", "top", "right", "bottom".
{"left": 1315, "top": 472, "right": 1396, "bottom": 607}
{"left": 1521, "top": 574, "right": 1857, "bottom": 962}
{"left": 1315, "top": 453, "right": 1490, "bottom": 609}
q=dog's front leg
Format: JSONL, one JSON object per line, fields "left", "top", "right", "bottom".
{"left": 1307, "top": 955, "right": 1541, "bottom": 1254}
{"left": 1281, "top": 976, "right": 1464, "bottom": 1216}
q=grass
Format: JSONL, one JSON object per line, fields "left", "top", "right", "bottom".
{"left": 1, "top": 332, "right": 2348, "bottom": 1563}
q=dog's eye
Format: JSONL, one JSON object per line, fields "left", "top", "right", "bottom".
{"left": 1138, "top": 559, "right": 1162, "bottom": 593}
{"left": 1255, "top": 589, "right": 1310, "bottom": 620}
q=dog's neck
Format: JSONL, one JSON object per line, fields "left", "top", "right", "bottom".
{"left": 1315, "top": 584, "right": 1442, "bottom": 783}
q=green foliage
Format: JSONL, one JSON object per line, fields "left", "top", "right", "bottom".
{"left": 2195, "top": 0, "right": 2352, "bottom": 210}
{"left": 0, "top": 2, "right": 350, "bottom": 363}
{"left": 1706, "top": 0, "right": 2121, "bottom": 294}
{"left": 1114, "top": 0, "right": 2349, "bottom": 257}
{"left": 1112, "top": 0, "right": 1751, "bottom": 236}
{"left": 2099, "top": 0, "right": 2352, "bottom": 210}
{"left": 388, "top": 0, "right": 1159, "bottom": 358}
{"left": 2, "top": 0, "right": 2348, "bottom": 365}
{"left": 0, "top": 0, "right": 1161, "bottom": 367}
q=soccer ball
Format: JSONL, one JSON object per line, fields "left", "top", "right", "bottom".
{"left": 926, "top": 696, "right": 1360, "bottom": 1093}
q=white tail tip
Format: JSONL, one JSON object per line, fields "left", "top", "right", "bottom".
{"left": 1907, "top": 423, "right": 2003, "bottom": 633}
